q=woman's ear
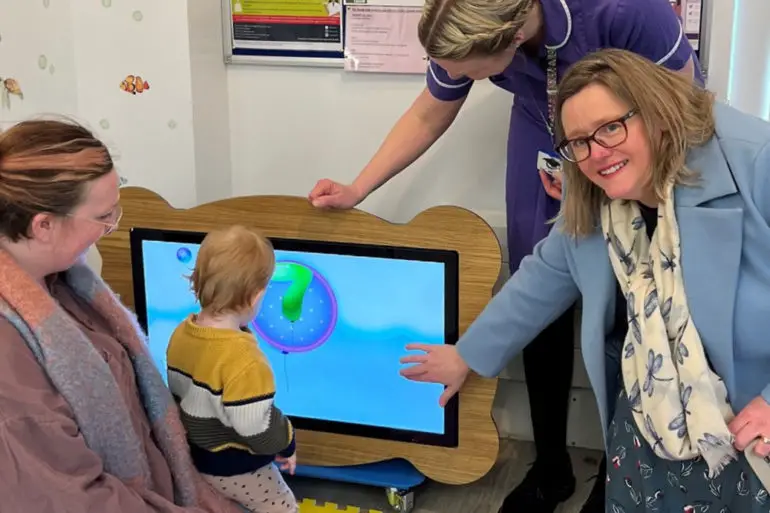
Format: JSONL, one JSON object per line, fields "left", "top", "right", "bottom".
{"left": 27, "top": 212, "right": 58, "bottom": 243}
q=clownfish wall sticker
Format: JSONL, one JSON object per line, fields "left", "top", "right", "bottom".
{"left": 0, "top": 77, "right": 23, "bottom": 110}
{"left": 120, "top": 75, "right": 150, "bottom": 95}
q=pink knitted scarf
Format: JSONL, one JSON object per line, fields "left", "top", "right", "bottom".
{"left": 0, "top": 249, "right": 242, "bottom": 512}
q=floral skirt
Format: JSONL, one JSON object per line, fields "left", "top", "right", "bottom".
{"left": 606, "top": 379, "right": 769, "bottom": 512}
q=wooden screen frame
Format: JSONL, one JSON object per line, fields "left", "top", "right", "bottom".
{"left": 97, "top": 187, "right": 502, "bottom": 485}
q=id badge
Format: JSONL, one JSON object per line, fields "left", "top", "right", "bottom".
{"left": 537, "top": 150, "right": 563, "bottom": 177}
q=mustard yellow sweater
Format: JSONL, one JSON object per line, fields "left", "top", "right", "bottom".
{"left": 166, "top": 316, "right": 295, "bottom": 476}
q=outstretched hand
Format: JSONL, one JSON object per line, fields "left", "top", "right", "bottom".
{"left": 400, "top": 343, "right": 469, "bottom": 407}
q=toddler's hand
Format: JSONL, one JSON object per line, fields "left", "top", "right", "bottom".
{"left": 275, "top": 453, "right": 297, "bottom": 475}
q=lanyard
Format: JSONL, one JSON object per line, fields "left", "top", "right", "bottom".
{"left": 545, "top": 47, "right": 558, "bottom": 139}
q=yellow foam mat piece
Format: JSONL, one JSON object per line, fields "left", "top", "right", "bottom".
{"left": 298, "top": 498, "right": 383, "bottom": 513}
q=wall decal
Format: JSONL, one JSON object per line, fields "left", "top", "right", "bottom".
{"left": 133, "top": 11, "right": 144, "bottom": 22}
{"left": 49, "top": 64, "right": 55, "bottom": 75}
{"left": 0, "top": 77, "right": 24, "bottom": 110}
{"left": 167, "top": 119, "right": 177, "bottom": 130}
{"left": 43, "top": 0, "right": 50, "bottom": 8}
{"left": 101, "top": 0, "right": 112, "bottom": 7}
{"left": 120, "top": 75, "right": 150, "bottom": 95}
{"left": 99, "top": 119, "right": 110, "bottom": 129}
{"left": 38, "top": 55, "right": 48, "bottom": 70}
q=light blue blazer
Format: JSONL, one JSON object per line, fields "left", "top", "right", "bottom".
{"left": 457, "top": 103, "right": 770, "bottom": 445}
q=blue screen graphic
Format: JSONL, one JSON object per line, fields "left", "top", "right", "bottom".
{"left": 140, "top": 240, "right": 447, "bottom": 435}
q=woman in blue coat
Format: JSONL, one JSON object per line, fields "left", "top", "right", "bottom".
{"left": 400, "top": 48, "right": 770, "bottom": 511}
{"left": 309, "top": 2, "right": 698, "bottom": 510}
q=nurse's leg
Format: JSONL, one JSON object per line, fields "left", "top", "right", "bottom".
{"left": 521, "top": 298, "right": 577, "bottom": 475}
{"left": 498, "top": 122, "right": 576, "bottom": 512}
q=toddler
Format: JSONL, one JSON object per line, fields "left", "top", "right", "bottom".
{"left": 166, "top": 225, "right": 298, "bottom": 513}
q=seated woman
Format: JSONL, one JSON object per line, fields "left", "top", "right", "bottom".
{"left": 401, "top": 48, "right": 770, "bottom": 511}
{"left": 0, "top": 119, "right": 242, "bottom": 512}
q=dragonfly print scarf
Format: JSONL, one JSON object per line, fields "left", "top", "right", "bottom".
{"left": 601, "top": 181, "right": 770, "bottom": 489}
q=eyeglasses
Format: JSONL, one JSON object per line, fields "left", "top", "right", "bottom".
{"left": 556, "top": 110, "right": 637, "bottom": 163}
{"left": 69, "top": 204, "right": 123, "bottom": 235}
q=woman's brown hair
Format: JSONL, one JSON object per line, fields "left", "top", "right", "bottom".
{"left": 554, "top": 49, "right": 716, "bottom": 237}
{"left": 0, "top": 118, "right": 113, "bottom": 241}
{"left": 418, "top": 0, "right": 534, "bottom": 60}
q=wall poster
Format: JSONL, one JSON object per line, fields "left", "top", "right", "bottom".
{"left": 225, "top": 0, "right": 344, "bottom": 66}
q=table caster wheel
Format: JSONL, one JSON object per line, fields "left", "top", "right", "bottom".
{"left": 385, "top": 488, "right": 414, "bottom": 512}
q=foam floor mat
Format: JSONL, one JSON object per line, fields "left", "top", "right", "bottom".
{"left": 298, "top": 498, "right": 383, "bottom": 512}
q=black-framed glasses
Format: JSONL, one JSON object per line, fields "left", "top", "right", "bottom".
{"left": 556, "top": 109, "right": 636, "bottom": 163}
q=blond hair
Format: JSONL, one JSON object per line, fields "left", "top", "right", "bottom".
{"left": 190, "top": 225, "right": 275, "bottom": 315}
{"left": 554, "top": 49, "right": 716, "bottom": 237}
{"left": 418, "top": 0, "right": 533, "bottom": 60}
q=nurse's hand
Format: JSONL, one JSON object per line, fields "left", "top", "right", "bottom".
{"left": 400, "top": 343, "right": 469, "bottom": 407}
{"left": 729, "top": 396, "right": 770, "bottom": 457}
{"left": 539, "top": 170, "right": 563, "bottom": 200}
{"left": 308, "top": 179, "right": 364, "bottom": 209}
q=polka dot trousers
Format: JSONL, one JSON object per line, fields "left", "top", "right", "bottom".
{"left": 203, "top": 463, "right": 298, "bottom": 513}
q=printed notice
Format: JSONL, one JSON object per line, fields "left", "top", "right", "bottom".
{"left": 343, "top": 5, "right": 427, "bottom": 74}
{"left": 683, "top": 0, "right": 702, "bottom": 34}
{"left": 670, "top": 0, "right": 702, "bottom": 51}
{"left": 231, "top": 0, "right": 342, "bottom": 53}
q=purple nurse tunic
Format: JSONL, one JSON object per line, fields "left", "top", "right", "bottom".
{"left": 427, "top": 0, "right": 702, "bottom": 272}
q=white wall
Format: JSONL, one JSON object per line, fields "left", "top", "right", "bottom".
{"left": 0, "top": 0, "right": 215, "bottom": 208}
{"left": 703, "top": 0, "right": 770, "bottom": 120}
{"left": 70, "top": 0, "right": 199, "bottom": 208}
{"left": 0, "top": 0, "right": 78, "bottom": 123}
{"left": 725, "top": 0, "right": 770, "bottom": 119}
{"left": 227, "top": 67, "right": 510, "bottom": 225}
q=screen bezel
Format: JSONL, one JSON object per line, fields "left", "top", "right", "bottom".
{"left": 129, "top": 227, "right": 460, "bottom": 448}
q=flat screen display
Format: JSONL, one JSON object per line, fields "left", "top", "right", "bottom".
{"left": 129, "top": 227, "right": 460, "bottom": 447}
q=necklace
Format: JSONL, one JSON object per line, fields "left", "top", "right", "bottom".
{"left": 545, "top": 46, "right": 558, "bottom": 138}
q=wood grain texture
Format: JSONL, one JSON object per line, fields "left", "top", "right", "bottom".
{"left": 97, "top": 187, "right": 502, "bottom": 485}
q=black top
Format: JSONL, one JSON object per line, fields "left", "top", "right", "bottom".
{"left": 608, "top": 203, "right": 659, "bottom": 344}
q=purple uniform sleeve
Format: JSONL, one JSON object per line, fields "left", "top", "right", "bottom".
{"left": 608, "top": 0, "right": 693, "bottom": 71}
{"left": 425, "top": 60, "right": 473, "bottom": 101}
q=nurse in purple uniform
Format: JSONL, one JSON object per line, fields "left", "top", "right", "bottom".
{"left": 309, "top": 1, "right": 700, "bottom": 511}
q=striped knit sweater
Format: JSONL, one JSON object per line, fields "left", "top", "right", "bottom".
{"left": 166, "top": 316, "right": 296, "bottom": 477}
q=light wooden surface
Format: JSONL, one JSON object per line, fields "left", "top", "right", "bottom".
{"left": 97, "top": 187, "right": 503, "bottom": 485}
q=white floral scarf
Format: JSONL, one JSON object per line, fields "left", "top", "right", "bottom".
{"left": 601, "top": 181, "right": 770, "bottom": 488}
